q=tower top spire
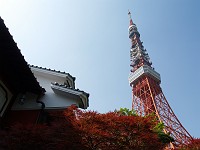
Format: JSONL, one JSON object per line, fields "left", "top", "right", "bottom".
{"left": 128, "top": 10, "right": 134, "bottom": 26}
{"left": 128, "top": 11, "right": 152, "bottom": 72}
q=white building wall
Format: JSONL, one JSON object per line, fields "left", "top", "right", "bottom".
{"left": 11, "top": 69, "right": 80, "bottom": 110}
{"left": 11, "top": 91, "right": 79, "bottom": 110}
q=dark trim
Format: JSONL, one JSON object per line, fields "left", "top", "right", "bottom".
{"left": 0, "top": 83, "right": 8, "bottom": 113}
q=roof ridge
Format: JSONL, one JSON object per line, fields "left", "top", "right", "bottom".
{"left": 29, "top": 64, "right": 76, "bottom": 81}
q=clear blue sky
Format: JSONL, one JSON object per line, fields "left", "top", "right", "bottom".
{"left": 0, "top": 0, "right": 199, "bottom": 137}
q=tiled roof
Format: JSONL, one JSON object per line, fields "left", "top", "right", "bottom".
{"left": 51, "top": 82, "right": 89, "bottom": 98}
{"left": 0, "top": 17, "right": 44, "bottom": 94}
{"left": 30, "top": 65, "right": 76, "bottom": 81}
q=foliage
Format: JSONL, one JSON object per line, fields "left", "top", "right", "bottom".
{"left": 153, "top": 122, "right": 174, "bottom": 144}
{"left": 177, "top": 138, "right": 200, "bottom": 150}
{"left": 119, "top": 107, "right": 137, "bottom": 116}
{"left": 0, "top": 110, "right": 84, "bottom": 150}
{"left": 0, "top": 106, "right": 173, "bottom": 150}
{"left": 120, "top": 108, "right": 174, "bottom": 145}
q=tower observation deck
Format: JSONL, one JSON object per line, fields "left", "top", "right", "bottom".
{"left": 128, "top": 11, "right": 192, "bottom": 148}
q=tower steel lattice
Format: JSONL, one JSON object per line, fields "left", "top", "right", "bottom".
{"left": 128, "top": 11, "right": 192, "bottom": 148}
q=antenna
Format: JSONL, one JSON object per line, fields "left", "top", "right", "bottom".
{"left": 128, "top": 10, "right": 132, "bottom": 19}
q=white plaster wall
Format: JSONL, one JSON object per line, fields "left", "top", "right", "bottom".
{"left": 31, "top": 67, "right": 75, "bottom": 88}
{"left": 39, "top": 92, "right": 79, "bottom": 109}
{"left": 33, "top": 71, "right": 66, "bottom": 92}
{"left": 33, "top": 71, "right": 80, "bottom": 108}
{"left": 11, "top": 91, "right": 79, "bottom": 110}
{"left": 11, "top": 70, "right": 80, "bottom": 110}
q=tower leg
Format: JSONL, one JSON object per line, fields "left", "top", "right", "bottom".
{"left": 132, "top": 76, "right": 192, "bottom": 148}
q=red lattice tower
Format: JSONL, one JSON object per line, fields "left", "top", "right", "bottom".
{"left": 128, "top": 11, "right": 192, "bottom": 148}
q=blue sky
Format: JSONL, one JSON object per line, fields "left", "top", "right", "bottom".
{"left": 0, "top": 0, "right": 199, "bottom": 137}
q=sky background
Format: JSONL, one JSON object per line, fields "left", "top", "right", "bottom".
{"left": 0, "top": 0, "right": 199, "bottom": 137}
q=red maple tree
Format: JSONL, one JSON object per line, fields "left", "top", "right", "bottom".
{"left": 0, "top": 106, "right": 172, "bottom": 150}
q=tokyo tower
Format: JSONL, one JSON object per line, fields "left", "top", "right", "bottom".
{"left": 127, "top": 11, "right": 192, "bottom": 148}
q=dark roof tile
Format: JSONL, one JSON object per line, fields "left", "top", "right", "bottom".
{"left": 0, "top": 17, "right": 44, "bottom": 94}
{"left": 30, "top": 65, "right": 76, "bottom": 81}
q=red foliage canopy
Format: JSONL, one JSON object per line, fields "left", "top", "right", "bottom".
{"left": 0, "top": 106, "right": 170, "bottom": 150}
{"left": 65, "top": 106, "right": 168, "bottom": 150}
{"left": 177, "top": 138, "right": 200, "bottom": 150}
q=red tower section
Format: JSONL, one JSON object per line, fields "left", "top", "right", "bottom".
{"left": 128, "top": 11, "right": 192, "bottom": 148}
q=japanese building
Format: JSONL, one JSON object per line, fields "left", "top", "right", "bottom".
{"left": 0, "top": 17, "right": 89, "bottom": 125}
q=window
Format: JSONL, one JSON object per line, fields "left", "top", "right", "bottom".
{"left": 0, "top": 84, "right": 7, "bottom": 113}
